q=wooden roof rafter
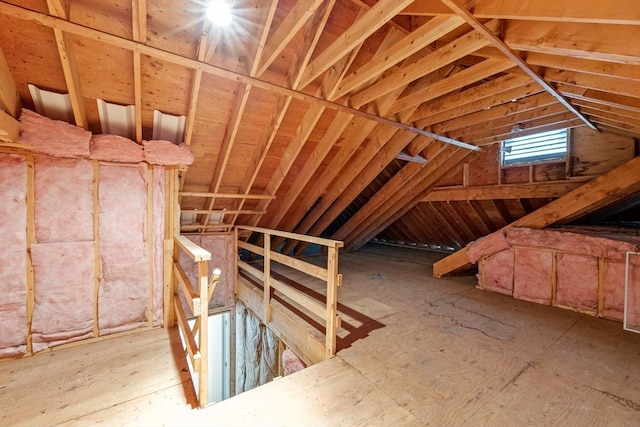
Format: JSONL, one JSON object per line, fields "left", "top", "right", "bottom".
{"left": 225, "top": 0, "right": 338, "bottom": 230}
{"left": 440, "top": 0, "right": 599, "bottom": 132}
{"left": 200, "top": 0, "right": 279, "bottom": 233}
{"left": 45, "top": 0, "right": 87, "bottom": 129}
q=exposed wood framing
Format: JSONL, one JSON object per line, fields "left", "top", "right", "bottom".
{"left": 440, "top": 0, "right": 598, "bottom": 131}
{"left": 0, "top": 48, "right": 21, "bottom": 117}
{"left": 433, "top": 155, "right": 640, "bottom": 277}
{"left": 423, "top": 181, "right": 587, "bottom": 202}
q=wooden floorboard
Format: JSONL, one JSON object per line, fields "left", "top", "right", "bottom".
{"left": 1, "top": 243, "right": 639, "bottom": 426}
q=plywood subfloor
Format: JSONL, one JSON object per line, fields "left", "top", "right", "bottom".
{"left": 2, "top": 244, "right": 639, "bottom": 426}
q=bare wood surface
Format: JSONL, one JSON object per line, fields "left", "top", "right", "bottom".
{"left": 2, "top": 246, "right": 639, "bottom": 426}
{"left": 434, "top": 154, "right": 640, "bottom": 277}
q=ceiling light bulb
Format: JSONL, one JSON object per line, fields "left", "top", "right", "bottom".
{"left": 207, "top": 0, "right": 232, "bottom": 27}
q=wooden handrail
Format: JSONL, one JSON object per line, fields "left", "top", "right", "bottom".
{"left": 234, "top": 226, "right": 343, "bottom": 364}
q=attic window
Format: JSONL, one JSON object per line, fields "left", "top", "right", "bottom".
{"left": 501, "top": 128, "right": 568, "bottom": 166}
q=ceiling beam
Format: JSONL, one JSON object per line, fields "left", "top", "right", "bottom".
{"left": 0, "top": 2, "right": 479, "bottom": 152}
{"left": 387, "top": 58, "right": 516, "bottom": 116}
{"left": 440, "top": 0, "right": 598, "bottom": 131}
{"left": 433, "top": 154, "right": 640, "bottom": 277}
{"left": 402, "top": 0, "right": 640, "bottom": 25}
{"left": 350, "top": 20, "right": 499, "bottom": 109}
{"left": 332, "top": 14, "right": 465, "bottom": 100}
{"left": 298, "top": 0, "right": 416, "bottom": 89}
{"left": 423, "top": 181, "right": 586, "bottom": 202}
{"left": 227, "top": 0, "right": 337, "bottom": 228}
{"left": 256, "top": 0, "right": 325, "bottom": 77}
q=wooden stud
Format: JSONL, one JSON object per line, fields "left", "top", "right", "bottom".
{"left": 551, "top": 251, "right": 558, "bottom": 306}
{"left": 264, "top": 233, "right": 272, "bottom": 323}
{"left": 0, "top": 110, "right": 20, "bottom": 142}
{"left": 197, "top": 258, "right": 209, "bottom": 406}
{"left": 597, "top": 257, "right": 605, "bottom": 318}
{"left": 25, "top": 154, "right": 35, "bottom": 356}
{"left": 0, "top": 48, "right": 21, "bottom": 117}
{"left": 325, "top": 245, "right": 339, "bottom": 359}
{"left": 93, "top": 161, "right": 100, "bottom": 337}
{"left": 147, "top": 166, "right": 154, "bottom": 327}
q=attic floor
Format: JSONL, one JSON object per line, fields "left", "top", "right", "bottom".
{"left": 2, "top": 244, "right": 639, "bottom": 426}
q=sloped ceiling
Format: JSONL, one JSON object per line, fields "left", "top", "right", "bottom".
{"left": 1, "top": 0, "right": 639, "bottom": 253}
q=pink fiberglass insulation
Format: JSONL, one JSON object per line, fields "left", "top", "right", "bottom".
{"left": 34, "top": 156, "right": 94, "bottom": 243}
{"left": 467, "top": 231, "right": 510, "bottom": 263}
{"left": 479, "top": 249, "right": 514, "bottom": 296}
{"left": 178, "top": 235, "right": 234, "bottom": 310}
{"left": 143, "top": 140, "right": 194, "bottom": 166}
{"left": 282, "top": 348, "right": 306, "bottom": 376}
{"left": 90, "top": 134, "right": 144, "bottom": 163}
{"left": 506, "top": 228, "right": 638, "bottom": 261}
{"left": 152, "top": 167, "right": 165, "bottom": 326}
{"left": 19, "top": 109, "right": 91, "bottom": 158}
{"left": 0, "top": 154, "right": 28, "bottom": 356}
{"left": 200, "top": 234, "right": 235, "bottom": 308}
{"left": 30, "top": 241, "right": 95, "bottom": 352}
{"left": 98, "top": 163, "right": 149, "bottom": 335}
{"left": 556, "top": 253, "right": 598, "bottom": 313}
{"left": 513, "top": 248, "right": 553, "bottom": 305}
{"left": 626, "top": 256, "right": 640, "bottom": 329}
{"left": 602, "top": 261, "right": 626, "bottom": 321}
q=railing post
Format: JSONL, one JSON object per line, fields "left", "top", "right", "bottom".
{"left": 197, "top": 259, "right": 209, "bottom": 407}
{"left": 264, "top": 232, "right": 272, "bottom": 322}
{"left": 325, "top": 244, "right": 339, "bottom": 359}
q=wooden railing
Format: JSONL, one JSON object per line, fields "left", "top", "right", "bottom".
{"left": 172, "top": 235, "right": 220, "bottom": 407}
{"left": 234, "top": 226, "right": 343, "bottom": 365}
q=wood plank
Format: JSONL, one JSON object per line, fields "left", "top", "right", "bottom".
{"left": 504, "top": 20, "right": 640, "bottom": 65}
{"left": 545, "top": 69, "right": 640, "bottom": 99}
{"left": 526, "top": 52, "right": 640, "bottom": 82}
{"left": 173, "top": 261, "right": 199, "bottom": 315}
{"left": 0, "top": 48, "right": 21, "bottom": 118}
{"left": 238, "top": 225, "right": 343, "bottom": 249}
{"left": 351, "top": 22, "right": 499, "bottom": 109}
{"left": 433, "top": 155, "right": 640, "bottom": 277}
{"left": 441, "top": 0, "right": 597, "bottom": 131}
{"left": 299, "top": 0, "right": 415, "bottom": 88}
{"left": 0, "top": 110, "right": 19, "bottom": 142}
{"left": 333, "top": 15, "right": 465, "bottom": 100}
{"left": 256, "top": 0, "right": 326, "bottom": 77}
{"left": 0, "top": 3, "right": 477, "bottom": 152}
{"left": 400, "top": 0, "right": 640, "bottom": 25}
{"left": 270, "top": 250, "right": 328, "bottom": 282}
{"left": 236, "top": 277, "right": 326, "bottom": 365}
{"left": 388, "top": 58, "right": 516, "bottom": 115}
{"left": 424, "top": 181, "right": 586, "bottom": 202}
{"left": 175, "top": 234, "right": 211, "bottom": 262}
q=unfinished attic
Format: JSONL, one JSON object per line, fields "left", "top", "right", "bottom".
{"left": 1, "top": 0, "right": 640, "bottom": 424}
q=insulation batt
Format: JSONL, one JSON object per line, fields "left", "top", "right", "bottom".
{"left": 467, "top": 231, "right": 509, "bottom": 264}
{"left": 34, "top": 156, "right": 93, "bottom": 243}
{"left": 143, "top": 140, "right": 194, "bottom": 166}
{"left": 506, "top": 227, "right": 639, "bottom": 261}
{"left": 90, "top": 134, "right": 144, "bottom": 163}
{"left": 30, "top": 241, "right": 95, "bottom": 352}
{"left": 19, "top": 109, "right": 91, "bottom": 158}
{"left": 0, "top": 154, "right": 28, "bottom": 356}
{"left": 556, "top": 253, "right": 598, "bottom": 312}
{"left": 282, "top": 349, "right": 306, "bottom": 375}
{"left": 98, "top": 163, "right": 149, "bottom": 334}
{"left": 479, "top": 248, "right": 514, "bottom": 295}
{"left": 512, "top": 249, "right": 553, "bottom": 305}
